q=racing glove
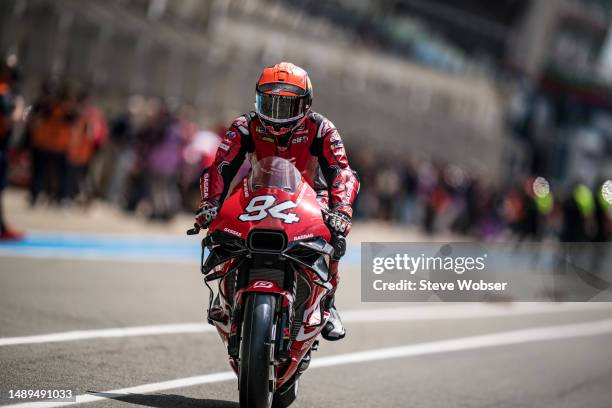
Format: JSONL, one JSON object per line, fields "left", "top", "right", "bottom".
{"left": 323, "top": 210, "right": 352, "bottom": 236}
{"left": 196, "top": 200, "right": 220, "bottom": 229}
{"left": 323, "top": 210, "right": 351, "bottom": 260}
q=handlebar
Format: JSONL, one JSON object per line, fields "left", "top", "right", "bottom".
{"left": 186, "top": 223, "right": 201, "bottom": 235}
{"left": 331, "top": 234, "right": 346, "bottom": 260}
{"left": 187, "top": 221, "right": 346, "bottom": 259}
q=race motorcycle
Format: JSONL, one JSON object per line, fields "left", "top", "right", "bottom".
{"left": 187, "top": 156, "right": 344, "bottom": 408}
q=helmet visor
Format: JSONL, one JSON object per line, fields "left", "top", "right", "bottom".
{"left": 255, "top": 92, "right": 308, "bottom": 124}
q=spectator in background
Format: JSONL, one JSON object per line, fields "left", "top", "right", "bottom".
{"left": 126, "top": 99, "right": 183, "bottom": 221}
{"left": 375, "top": 164, "right": 401, "bottom": 221}
{"left": 452, "top": 174, "right": 479, "bottom": 236}
{"left": 28, "top": 81, "right": 79, "bottom": 205}
{"left": 557, "top": 182, "right": 596, "bottom": 276}
{"left": 502, "top": 185, "right": 525, "bottom": 237}
{"left": 398, "top": 159, "right": 418, "bottom": 225}
{"left": 517, "top": 177, "right": 541, "bottom": 242}
{"left": 351, "top": 149, "right": 378, "bottom": 220}
{"left": 25, "top": 79, "right": 55, "bottom": 206}
{"left": 0, "top": 62, "right": 24, "bottom": 240}
{"left": 560, "top": 183, "right": 594, "bottom": 243}
{"left": 66, "top": 89, "right": 108, "bottom": 205}
{"left": 103, "top": 95, "right": 142, "bottom": 205}
{"left": 124, "top": 98, "right": 162, "bottom": 213}
{"left": 420, "top": 163, "right": 450, "bottom": 235}
{"left": 146, "top": 102, "right": 183, "bottom": 221}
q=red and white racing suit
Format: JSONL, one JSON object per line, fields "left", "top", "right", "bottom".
{"left": 199, "top": 110, "right": 359, "bottom": 290}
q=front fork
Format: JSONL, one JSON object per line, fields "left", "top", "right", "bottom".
{"left": 227, "top": 265, "right": 297, "bottom": 363}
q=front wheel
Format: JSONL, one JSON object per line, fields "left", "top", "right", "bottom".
{"left": 239, "top": 293, "right": 276, "bottom": 408}
{"left": 272, "top": 377, "right": 299, "bottom": 408}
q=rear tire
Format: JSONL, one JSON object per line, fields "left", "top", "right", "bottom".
{"left": 239, "top": 293, "right": 276, "bottom": 408}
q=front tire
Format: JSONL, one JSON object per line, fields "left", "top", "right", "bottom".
{"left": 239, "top": 293, "right": 276, "bottom": 408}
{"left": 272, "top": 377, "right": 299, "bottom": 408}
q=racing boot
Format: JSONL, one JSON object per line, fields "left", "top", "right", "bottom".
{"left": 321, "top": 298, "right": 345, "bottom": 341}
{"left": 207, "top": 294, "right": 229, "bottom": 324}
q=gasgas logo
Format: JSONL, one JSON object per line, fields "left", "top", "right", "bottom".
{"left": 252, "top": 281, "right": 274, "bottom": 289}
{"left": 201, "top": 173, "right": 209, "bottom": 198}
{"left": 293, "top": 233, "right": 314, "bottom": 241}
{"left": 223, "top": 227, "right": 242, "bottom": 237}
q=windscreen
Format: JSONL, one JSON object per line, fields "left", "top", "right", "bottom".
{"left": 250, "top": 156, "right": 302, "bottom": 193}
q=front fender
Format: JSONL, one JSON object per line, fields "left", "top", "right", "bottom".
{"left": 235, "top": 280, "right": 294, "bottom": 307}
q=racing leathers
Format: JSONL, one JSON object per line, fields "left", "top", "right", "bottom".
{"left": 198, "top": 110, "right": 359, "bottom": 340}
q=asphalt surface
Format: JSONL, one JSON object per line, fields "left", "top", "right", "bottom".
{"left": 2, "top": 242, "right": 612, "bottom": 408}
{"left": 0, "top": 255, "right": 612, "bottom": 408}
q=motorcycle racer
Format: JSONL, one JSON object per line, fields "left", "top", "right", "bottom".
{"left": 196, "top": 62, "right": 359, "bottom": 341}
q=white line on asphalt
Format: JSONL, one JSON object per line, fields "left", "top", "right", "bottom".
{"left": 0, "top": 324, "right": 215, "bottom": 346}
{"left": 339, "top": 302, "right": 612, "bottom": 322}
{"left": 3, "top": 318, "right": 612, "bottom": 408}
{"left": 1, "top": 302, "right": 611, "bottom": 347}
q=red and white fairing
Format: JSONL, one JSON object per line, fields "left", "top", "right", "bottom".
{"left": 207, "top": 157, "right": 333, "bottom": 388}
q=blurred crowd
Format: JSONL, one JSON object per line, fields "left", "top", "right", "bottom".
{"left": 7, "top": 76, "right": 223, "bottom": 222}
{"left": 352, "top": 153, "right": 611, "bottom": 243}
{"left": 24, "top": 80, "right": 107, "bottom": 207}
{"left": 91, "top": 96, "right": 221, "bottom": 221}
{"left": 0, "top": 62, "right": 610, "bottom": 245}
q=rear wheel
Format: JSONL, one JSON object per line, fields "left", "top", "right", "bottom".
{"left": 239, "top": 293, "right": 276, "bottom": 408}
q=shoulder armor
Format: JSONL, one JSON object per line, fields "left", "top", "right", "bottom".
{"left": 308, "top": 111, "right": 336, "bottom": 139}
{"left": 232, "top": 112, "right": 256, "bottom": 136}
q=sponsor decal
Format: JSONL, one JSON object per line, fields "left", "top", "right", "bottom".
{"left": 261, "top": 136, "right": 275, "bottom": 143}
{"left": 243, "top": 179, "right": 249, "bottom": 198}
{"left": 292, "top": 135, "right": 308, "bottom": 144}
{"left": 218, "top": 143, "right": 230, "bottom": 151}
{"left": 333, "top": 146, "right": 346, "bottom": 156}
{"left": 293, "top": 124, "right": 307, "bottom": 134}
{"left": 329, "top": 133, "right": 343, "bottom": 147}
{"left": 343, "top": 178, "right": 355, "bottom": 203}
{"left": 293, "top": 233, "right": 314, "bottom": 241}
{"left": 223, "top": 227, "right": 242, "bottom": 237}
{"left": 201, "top": 173, "right": 209, "bottom": 198}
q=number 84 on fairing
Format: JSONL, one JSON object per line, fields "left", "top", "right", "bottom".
{"left": 239, "top": 195, "right": 300, "bottom": 224}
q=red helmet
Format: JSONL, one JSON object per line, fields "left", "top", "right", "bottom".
{"left": 255, "top": 62, "right": 313, "bottom": 136}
